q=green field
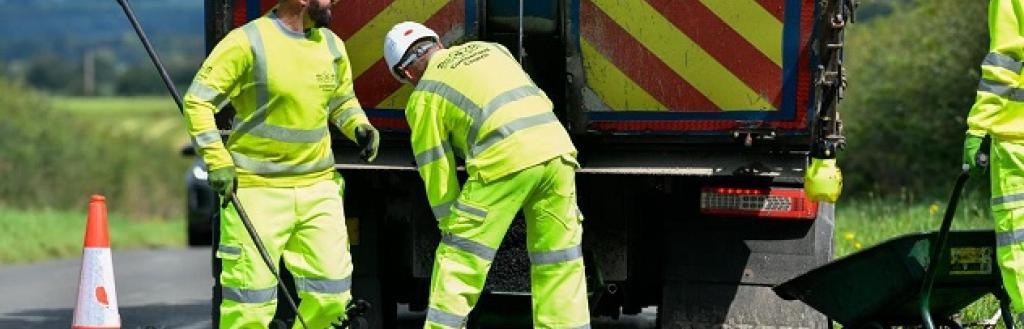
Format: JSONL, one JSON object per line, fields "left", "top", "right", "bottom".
{"left": 51, "top": 96, "right": 190, "bottom": 147}
{"left": 0, "top": 207, "right": 184, "bottom": 263}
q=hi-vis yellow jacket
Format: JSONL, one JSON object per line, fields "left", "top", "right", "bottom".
{"left": 184, "top": 11, "right": 369, "bottom": 187}
{"left": 405, "top": 41, "right": 577, "bottom": 220}
{"left": 967, "top": 0, "right": 1024, "bottom": 142}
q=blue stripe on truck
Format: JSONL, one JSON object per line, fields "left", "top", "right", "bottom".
{"left": 465, "top": 0, "right": 477, "bottom": 40}
{"left": 247, "top": 0, "right": 260, "bottom": 21}
{"left": 780, "top": 0, "right": 803, "bottom": 123}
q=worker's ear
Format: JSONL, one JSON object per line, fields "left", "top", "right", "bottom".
{"left": 401, "top": 67, "right": 415, "bottom": 83}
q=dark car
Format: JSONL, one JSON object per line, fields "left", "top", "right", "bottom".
{"left": 185, "top": 154, "right": 217, "bottom": 246}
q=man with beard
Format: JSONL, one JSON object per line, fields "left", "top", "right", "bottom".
{"left": 182, "top": 0, "right": 379, "bottom": 327}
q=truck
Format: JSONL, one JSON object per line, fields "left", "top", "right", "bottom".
{"left": 188, "top": 0, "right": 854, "bottom": 327}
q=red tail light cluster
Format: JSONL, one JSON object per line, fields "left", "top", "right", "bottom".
{"left": 700, "top": 187, "right": 818, "bottom": 220}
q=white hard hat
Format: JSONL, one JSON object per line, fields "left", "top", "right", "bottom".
{"left": 383, "top": 21, "right": 440, "bottom": 82}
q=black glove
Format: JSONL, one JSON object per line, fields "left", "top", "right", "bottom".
{"left": 208, "top": 166, "right": 236, "bottom": 207}
{"left": 354, "top": 124, "right": 380, "bottom": 163}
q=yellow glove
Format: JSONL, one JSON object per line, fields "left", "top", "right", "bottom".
{"left": 805, "top": 158, "right": 842, "bottom": 203}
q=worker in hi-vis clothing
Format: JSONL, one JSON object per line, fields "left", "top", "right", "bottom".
{"left": 182, "top": 0, "right": 379, "bottom": 327}
{"left": 964, "top": 0, "right": 1024, "bottom": 317}
{"left": 383, "top": 22, "right": 591, "bottom": 329}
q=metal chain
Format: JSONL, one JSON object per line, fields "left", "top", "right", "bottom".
{"left": 812, "top": 0, "right": 856, "bottom": 158}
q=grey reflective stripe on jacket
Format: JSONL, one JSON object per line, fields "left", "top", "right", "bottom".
{"left": 416, "top": 79, "right": 485, "bottom": 126}
{"left": 322, "top": 28, "right": 344, "bottom": 62}
{"left": 472, "top": 111, "right": 559, "bottom": 155}
{"left": 454, "top": 200, "right": 488, "bottom": 218}
{"left": 994, "top": 193, "right": 1024, "bottom": 206}
{"left": 230, "top": 150, "right": 335, "bottom": 175}
{"left": 246, "top": 123, "right": 328, "bottom": 144}
{"left": 329, "top": 92, "right": 356, "bottom": 112}
{"left": 188, "top": 81, "right": 228, "bottom": 104}
{"left": 997, "top": 228, "right": 1024, "bottom": 247}
{"left": 425, "top": 307, "right": 466, "bottom": 328}
{"left": 218, "top": 244, "right": 241, "bottom": 256}
{"left": 235, "top": 23, "right": 329, "bottom": 145}
{"left": 414, "top": 80, "right": 548, "bottom": 160}
{"left": 194, "top": 130, "right": 222, "bottom": 147}
{"left": 432, "top": 200, "right": 454, "bottom": 220}
{"left": 329, "top": 91, "right": 365, "bottom": 128}
{"left": 441, "top": 234, "right": 497, "bottom": 261}
{"left": 984, "top": 52, "right": 1022, "bottom": 73}
{"left": 978, "top": 78, "right": 1024, "bottom": 102}
{"left": 294, "top": 276, "right": 352, "bottom": 294}
{"left": 242, "top": 23, "right": 269, "bottom": 120}
{"left": 323, "top": 28, "right": 368, "bottom": 128}
{"left": 323, "top": 28, "right": 360, "bottom": 129}
{"left": 333, "top": 107, "right": 366, "bottom": 129}
{"left": 466, "top": 84, "right": 545, "bottom": 153}
{"left": 529, "top": 244, "right": 583, "bottom": 265}
{"left": 415, "top": 142, "right": 454, "bottom": 166}
{"left": 223, "top": 286, "right": 277, "bottom": 303}
{"left": 187, "top": 81, "right": 232, "bottom": 111}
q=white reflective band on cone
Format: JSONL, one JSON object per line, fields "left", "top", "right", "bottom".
{"left": 72, "top": 247, "right": 121, "bottom": 328}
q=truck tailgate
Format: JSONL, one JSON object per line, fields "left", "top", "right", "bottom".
{"left": 570, "top": 0, "right": 817, "bottom": 136}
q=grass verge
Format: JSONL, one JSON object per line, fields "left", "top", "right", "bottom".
{"left": 834, "top": 191, "right": 992, "bottom": 257}
{"left": 51, "top": 96, "right": 180, "bottom": 115}
{"left": 50, "top": 96, "right": 188, "bottom": 147}
{"left": 0, "top": 207, "right": 184, "bottom": 264}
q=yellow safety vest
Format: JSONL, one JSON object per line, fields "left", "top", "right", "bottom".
{"left": 183, "top": 10, "right": 368, "bottom": 187}
{"left": 405, "top": 41, "right": 577, "bottom": 219}
{"left": 967, "top": 0, "right": 1024, "bottom": 142}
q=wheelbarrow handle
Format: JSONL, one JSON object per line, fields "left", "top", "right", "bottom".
{"left": 977, "top": 136, "right": 992, "bottom": 169}
{"left": 918, "top": 167, "right": 972, "bottom": 329}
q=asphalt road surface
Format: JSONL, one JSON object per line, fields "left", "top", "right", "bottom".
{"left": 0, "top": 248, "right": 655, "bottom": 329}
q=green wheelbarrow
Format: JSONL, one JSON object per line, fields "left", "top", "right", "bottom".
{"left": 776, "top": 141, "right": 1015, "bottom": 329}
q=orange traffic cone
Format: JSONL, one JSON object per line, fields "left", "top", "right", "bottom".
{"left": 71, "top": 195, "right": 121, "bottom": 329}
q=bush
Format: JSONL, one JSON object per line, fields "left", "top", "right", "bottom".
{"left": 839, "top": 0, "right": 988, "bottom": 196}
{"left": 0, "top": 79, "right": 187, "bottom": 219}
{"left": 24, "top": 54, "right": 77, "bottom": 93}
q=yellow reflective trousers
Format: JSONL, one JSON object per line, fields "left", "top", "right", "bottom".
{"left": 217, "top": 177, "right": 353, "bottom": 328}
{"left": 992, "top": 139, "right": 1024, "bottom": 312}
{"left": 424, "top": 155, "right": 590, "bottom": 329}
{"left": 966, "top": 0, "right": 1024, "bottom": 313}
